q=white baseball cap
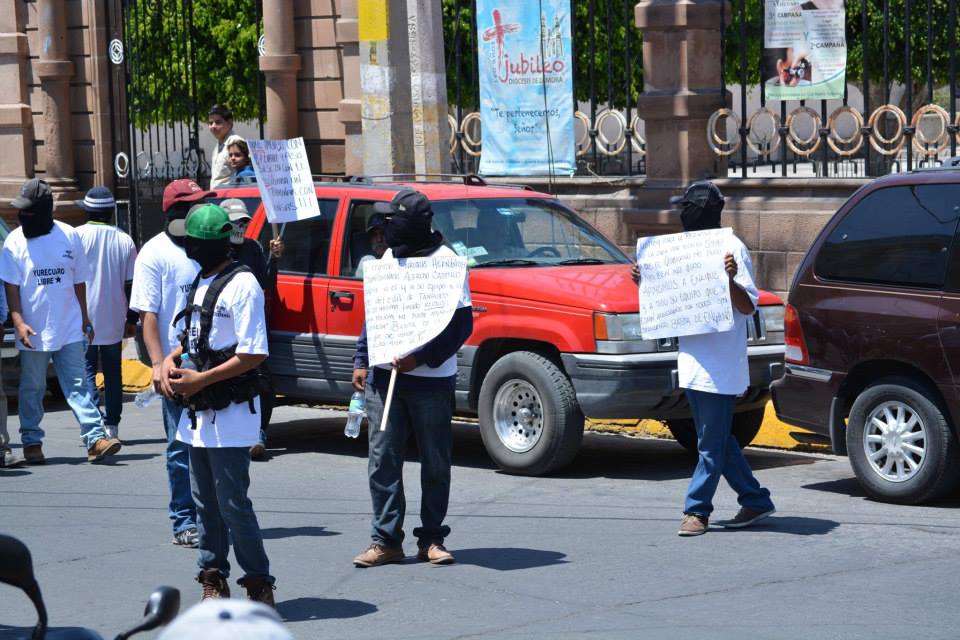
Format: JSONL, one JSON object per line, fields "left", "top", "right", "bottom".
{"left": 220, "top": 198, "right": 252, "bottom": 223}
{"left": 158, "top": 599, "right": 292, "bottom": 640}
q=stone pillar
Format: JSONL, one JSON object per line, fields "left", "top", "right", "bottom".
{"left": 337, "top": 0, "right": 363, "bottom": 176}
{"left": 359, "top": 0, "right": 414, "bottom": 175}
{"left": 260, "top": 0, "right": 300, "bottom": 139}
{"left": 35, "top": 0, "right": 77, "bottom": 193}
{"left": 405, "top": 0, "right": 450, "bottom": 175}
{"left": 635, "top": 0, "right": 730, "bottom": 191}
{"left": 0, "top": 0, "right": 33, "bottom": 199}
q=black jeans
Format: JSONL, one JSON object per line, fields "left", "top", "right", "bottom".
{"left": 365, "top": 379, "right": 454, "bottom": 548}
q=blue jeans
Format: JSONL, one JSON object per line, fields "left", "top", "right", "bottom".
{"left": 84, "top": 342, "right": 123, "bottom": 428}
{"left": 365, "top": 379, "right": 454, "bottom": 548}
{"left": 18, "top": 341, "right": 106, "bottom": 449}
{"left": 189, "top": 445, "right": 272, "bottom": 582}
{"left": 683, "top": 389, "right": 775, "bottom": 517}
{"left": 162, "top": 398, "right": 197, "bottom": 534}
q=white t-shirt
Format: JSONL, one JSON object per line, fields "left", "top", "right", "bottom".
{"left": 210, "top": 133, "right": 244, "bottom": 189}
{"left": 0, "top": 221, "right": 90, "bottom": 351}
{"left": 76, "top": 223, "right": 137, "bottom": 345}
{"left": 129, "top": 233, "right": 200, "bottom": 356}
{"left": 677, "top": 234, "right": 759, "bottom": 396}
{"left": 175, "top": 270, "right": 268, "bottom": 448}
{"left": 373, "top": 245, "right": 472, "bottom": 378}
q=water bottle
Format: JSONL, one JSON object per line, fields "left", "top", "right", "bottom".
{"left": 134, "top": 387, "right": 158, "bottom": 408}
{"left": 344, "top": 391, "right": 365, "bottom": 438}
{"left": 180, "top": 353, "right": 197, "bottom": 372}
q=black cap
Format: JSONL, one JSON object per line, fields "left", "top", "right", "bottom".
{"left": 669, "top": 181, "right": 724, "bottom": 208}
{"left": 372, "top": 189, "right": 432, "bottom": 218}
{"left": 365, "top": 212, "right": 387, "bottom": 232}
{"left": 12, "top": 178, "right": 53, "bottom": 213}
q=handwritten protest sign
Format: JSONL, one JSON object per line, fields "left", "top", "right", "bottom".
{"left": 363, "top": 255, "right": 470, "bottom": 367}
{"left": 636, "top": 228, "right": 734, "bottom": 340}
{"left": 247, "top": 137, "right": 321, "bottom": 224}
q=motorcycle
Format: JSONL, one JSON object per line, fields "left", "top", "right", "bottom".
{"left": 0, "top": 534, "right": 180, "bottom": 639}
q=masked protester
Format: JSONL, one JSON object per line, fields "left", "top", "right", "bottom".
{"left": 351, "top": 189, "right": 473, "bottom": 568}
{"left": 76, "top": 186, "right": 138, "bottom": 441}
{"left": 130, "top": 178, "right": 213, "bottom": 549}
{"left": 663, "top": 181, "right": 776, "bottom": 537}
{"left": 0, "top": 178, "right": 120, "bottom": 464}
{"left": 164, "top": 204, "right": 276, "bottom": 606}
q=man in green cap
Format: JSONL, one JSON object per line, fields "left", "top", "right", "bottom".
{"left": 161, "top": 204, "right": 276, "bottom": 606}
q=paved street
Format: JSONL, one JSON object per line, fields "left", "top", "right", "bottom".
{"left": 2, "top": 398, "right": 960, "bottom": 639}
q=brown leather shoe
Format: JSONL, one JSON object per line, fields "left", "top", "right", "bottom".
{"left": 678, "top": 514, "right": 709, "bottom": 537}
{"left": 23, "top": 445, "right": 45, "bottom": 465}
{"left": 87, "top": 437, "right": 122, "bottom": 462}
{"left": 417, "top": 543, "right": 455, "bottom": 565}
{"left": 197, "top": 569, "right": 230, "bottom": 601}
{"left": 352, "top": 543, "right": 404, "bottom": 568}
{"left": 249, "top": 443, "right": 267, "bottom": 461}
{"left": 239, "top": 575, "right": 276, "bottom": 608}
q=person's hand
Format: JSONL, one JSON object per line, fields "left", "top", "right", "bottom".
{"left": 393, "top": 354, "right": 417, "bottom": 373}
{"left": 170, "top": 367, "right": 207, "bottom": 399}
{"left": 84, "top": 324, "right": 95, "bottom": 344}
{"left": 269, "top": 238, "right": 285, "bottom": 259}
{"left": 123, "top": 322, "right": 137, "bottom": 339}
{"left": 158, "top": 356, "right": 178, "bottom": 399}
{"left": 631, "top": 263, "right": 641, "bottom": 285}
{"left": 15, "top": 322, "right": 36, "bottom": 350}
{"left": 724, "top": 253, "right": 738, "bottom": 280}
{"left": 352, "top": 368, "right": 368, "bottom": 392}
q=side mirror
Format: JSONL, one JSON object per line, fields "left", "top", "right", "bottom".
{"left": 114, "top": 586, "right": 180, "bottom": 640}
{"left": 0, "top": 534, "right": 48, "bottom": 639}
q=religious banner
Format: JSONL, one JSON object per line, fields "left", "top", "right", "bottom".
{"left": 363, "top": 255, "right": 470, "bottom": 367}
{"left": 476, "top": 0, "right": 575, "bottom": 176}
{"left": 247, "top": 137, "right": 321, "bottom": 224}
{"left": 762, "top": 0, "right": 847, "bottom": 100}
{"left": 636, "top": 228, "right": 735, "bottom": 340}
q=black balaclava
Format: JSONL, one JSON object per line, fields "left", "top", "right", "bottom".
{"left": 85, "top": 208, "right": 114, "bottom": 224}
{"left": 385, "top": 210, "right": 443, "bottom": 258}
{"left": 680, "top": 200, "right": 724, "bottom": 232}
{"left": 165, "top": 202, "right": 192, "bottom": 247}
{"left": 184, "top": 236, "right": 232, "bottom": 276}
{"left": 19, "top": 201, "right": 54, "bottom": 239}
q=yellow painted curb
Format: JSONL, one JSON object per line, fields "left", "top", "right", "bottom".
{"left": 94, "top": 359, "right": 153, "bottom": 394}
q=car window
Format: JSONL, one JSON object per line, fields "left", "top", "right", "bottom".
{"left": 340, "top": 201, "right": 381, "bottom": 278}
{"left": 258, "top": 199, "right": 339, "bottom": 275}
{"left": 815, "top": 184, "right": 960, "bottom": 289}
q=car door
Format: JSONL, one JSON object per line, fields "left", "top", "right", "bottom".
{"left": 934, "top": 184, "right": 960, "bottom": 421}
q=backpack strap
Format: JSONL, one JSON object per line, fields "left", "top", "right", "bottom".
{"left": 194, "top": 262, "right": 251, "bottom": 366}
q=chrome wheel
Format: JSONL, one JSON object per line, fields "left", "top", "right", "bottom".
{"left": 493, "top": 379, "right": 544, "bottom": 453}
{"left": 864, "top": 401, "right": 927, "bottom": 483}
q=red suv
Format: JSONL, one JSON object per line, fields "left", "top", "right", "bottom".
{"left": 219, "top": 177, "right": 784, "bottom": 475}
{"left": 773, "top": 166, "right": 960, "bottom": 503}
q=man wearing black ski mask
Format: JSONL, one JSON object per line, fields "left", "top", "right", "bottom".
{"left": 130, "top": 178, "right": 213, "bottom": 549}
{"left": 351, "top": 189, "right": 473, "bottom": 568}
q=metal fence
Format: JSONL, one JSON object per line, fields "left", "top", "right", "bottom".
{"left": 445, "top": 0, "right": 646, "bottom": 176}
{"left": 716, "top": 0, "right": 959, "bottom": 178}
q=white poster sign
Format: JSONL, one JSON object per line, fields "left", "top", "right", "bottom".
{"left": 247, "top": 137, "right": 321, "bottom": 224}
{"left": 636, "top": 228, "right": 734, "bottom": 340}
{"left": 363, "top": 255, "right": 470, "bottom": 367}
{"left": 762, "top": 0, "right": 846, "bottom": 100}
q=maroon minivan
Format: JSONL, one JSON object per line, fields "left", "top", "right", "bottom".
{"left": 772, "top": 163, "right": 960, "bottom": 504}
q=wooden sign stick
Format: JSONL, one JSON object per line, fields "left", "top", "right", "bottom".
{"left": 379, "top": 365, "right": 398, "bottom": 431}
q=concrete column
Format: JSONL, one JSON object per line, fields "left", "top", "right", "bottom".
{"left": 359, "top": 0, "right": 414, "bottom": 175}
{"left": 260, "top": 0, "right": 300, "bottom": 139}
{"left": 337, "top": 0, "right": 363, "bottom": 176}
{"left": 0, "top": 0, "right": 33, "bottom": 199}
{"left": 35, "top": 0, "right": 77, "bottom": 192}
{"left": 405, "top": 0, "right": 450, "bottom": 175}
{"left": 635, "top": 0, "right": 730, "bottom": 190}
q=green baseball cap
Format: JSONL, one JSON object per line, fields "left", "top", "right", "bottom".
{"left": 184, "top": 204, "right": 232, "bottom": 240}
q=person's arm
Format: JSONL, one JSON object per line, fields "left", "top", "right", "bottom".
{"left": 170, "top": 353, "right": 267, "bottom": 399}
{"left": 725, "top": 253, "right": 757, "bottom": 315}
{"left": 74, "top": 283, "right": 94, "bottom": 343}
{"left": 142, "top": 311, "right": 175, "bottom": 397}
{"left": 352, "top": 323, "right": 369, "bottom": 390}
{"left": 5, "top": 282, "right": 36, "bottom": 349}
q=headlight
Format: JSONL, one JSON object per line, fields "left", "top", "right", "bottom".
{"left": 760, "top": 304, "right": 785, "bottom": 333}
{"left": 593, "top": 313, "right": 672, "bottom": 354}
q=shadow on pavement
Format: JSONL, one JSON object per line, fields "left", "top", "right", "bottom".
{"left": 709, "top": 516, "right": 840, "bottom": 536}
{"left": 453, "top": 547, "right": 568, "bottom": 570}
{"left": 260, "top": 526, "right": 340, "bottom": 540}
{"left": 802, "top": 477, "right": 866, "bottom": 498}
{"left": 277, "top": 597, "right": 377, "bottom": 622}
{"left": 0, "top": 626, "right": 100, "bottom": 638}
{"left": 0, "top": 469, "right": 31, "bottom": 477}
{"left": 118, "top": 438, "right": 167, "bottom": 446}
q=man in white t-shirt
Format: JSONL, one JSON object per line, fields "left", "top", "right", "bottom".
{"left": 0, "top": 286, "right": 24, "bottom": 468}
{"left": 664, "top": 182, "right": 775, "bottom": 537}
{"left": 130, "top": 179, "right": 212, "bottom": 548}
{"left": 163, "top": 204, "right": 275, "bottom": 606}
{"left": 0, "top": 179, "right": 121, "bottom": 464}
{"left": 207, "top": 105, "right": 244, "bottom": 190}
{"left": 76, "top": 186, "right": 137, "bottom": 440}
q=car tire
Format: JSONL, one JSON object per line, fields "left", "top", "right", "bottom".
{"left": 846, "top": 377, "right": 960, "bottom": 504}
{"left": 665, "top": 408, "right": 766, "bottom": 453}
{"left": 478, "top": 351, "right": 584, "bottom": 475}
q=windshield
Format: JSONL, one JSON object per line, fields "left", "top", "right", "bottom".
{"left": 429, "top": 198, "right": 630, "bottom": 267}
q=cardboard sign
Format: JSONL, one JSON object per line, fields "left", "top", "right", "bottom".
{"left": 636, "top": 228, "right": 735, "bottom": 340}
{"left": 247, "top": 138, "right": 321, "bottom": 224}
{"left": 363, "top": 255, "right": 469, "bottom": 367}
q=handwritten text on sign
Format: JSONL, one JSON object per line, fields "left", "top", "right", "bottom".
{"left": 363, "top": 255, "right": 469, "bottom": 367}
{"left": 636, "top": 228, "right": 734, "bottom": 340}
{"left": 247, "top": 138, "right": 321, "bottom": 224}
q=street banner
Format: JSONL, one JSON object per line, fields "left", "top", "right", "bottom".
{"left": 476, "top": 0, "right": 575, "bottom": 176}
{"left": 247, "top": 137, "right": 321, "bottom": 224}
{"left": 762, "top": 0, "right": 846, "bottom": 100}
{"left": 636, "top": 228, "right": 735, "bottom": 340}
{"left": 363, "top": 255, "right": 470, "bottom": 367}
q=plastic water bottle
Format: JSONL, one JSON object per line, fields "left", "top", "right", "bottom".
{"left": 133, "top": 387, "right": 158, "bottom": 408}
{"left": 344, "top": 391, "right": 365, "bottom": 438}
{"left": 180, "top": 353, "right": 197, "bottom": 372}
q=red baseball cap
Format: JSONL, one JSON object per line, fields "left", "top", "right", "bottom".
{"left": 162, "top": 179, "right": 215, "bottom": 214}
